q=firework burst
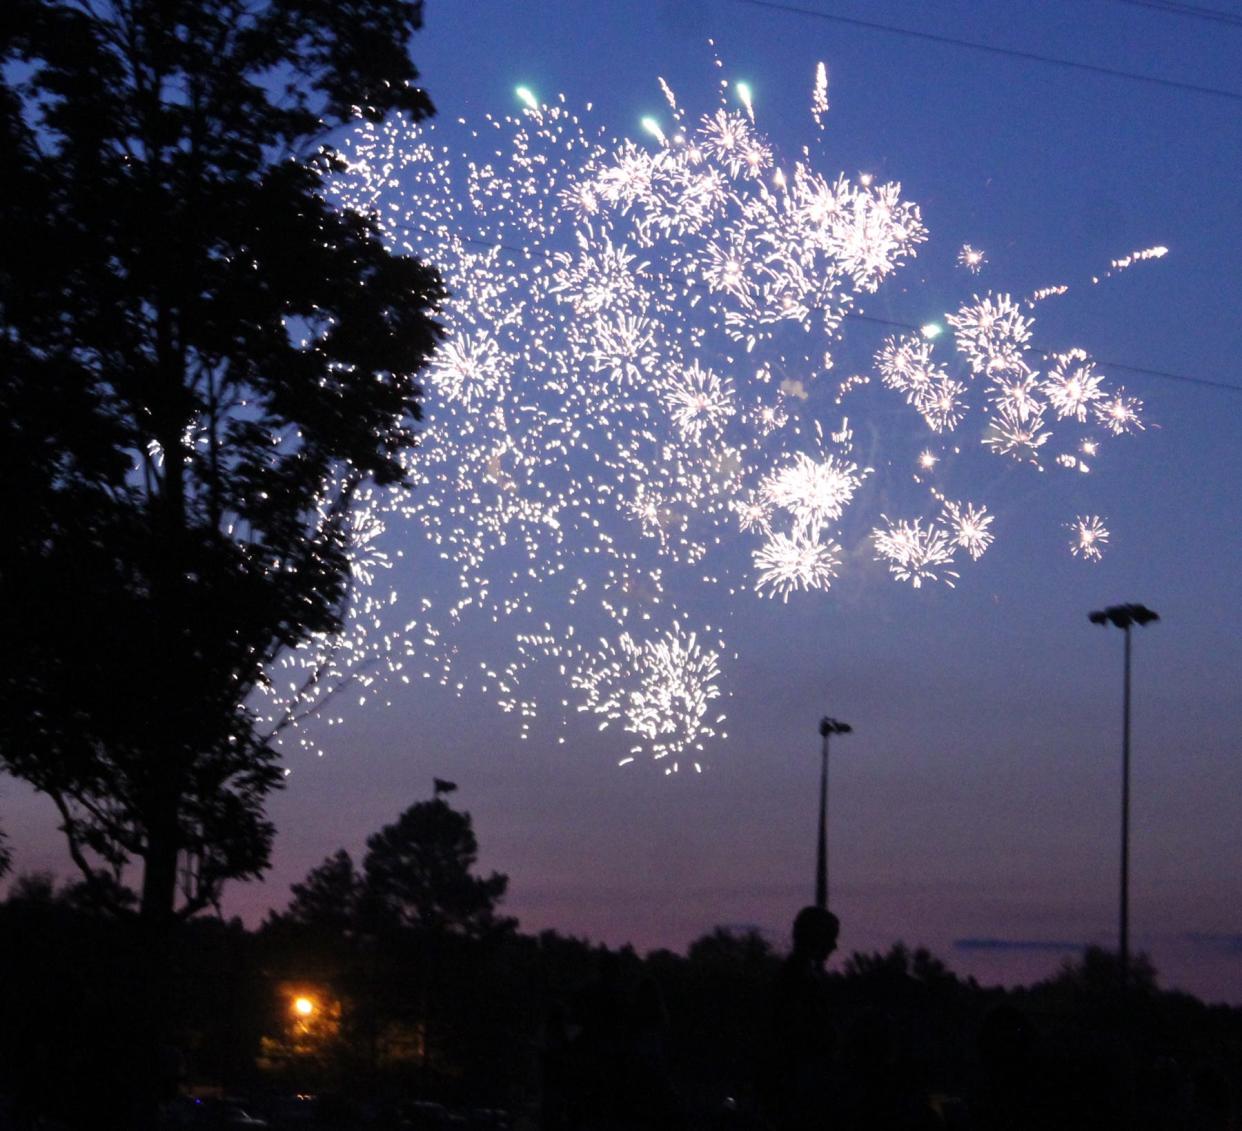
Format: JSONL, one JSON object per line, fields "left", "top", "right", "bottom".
{"left": 1045, "top": 348, "right": 1105, "bottom": 422}
{"left": 1069, "top": 515, "right": 1110, "bottom": 561}
{"left": 572, "top": 623, "right": 724, "bottom": 771}
{"left": 754, "top": 531, "right": 842, "bottom": 601}
{"left": 873, "top": 518, "right": 960, "bottom": 588}
{"left": 762, "top": 452, "right": 863, "bottom": 538}
{"left": 257, "top": 61, "right": 1161, "bottom": 769}
{"left": 946, "top": 294, "right": 1033, "bottom": 376}
{"left": 941, "top": 499, "right": 995, "bottom": 561}
{"left": 957, "top": 244, "right": 987, "bottom": 273}
{"left": 663, "top": 361, "right": 736, "bottom": 442}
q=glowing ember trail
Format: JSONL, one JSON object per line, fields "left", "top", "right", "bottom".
{"left": 260, "top": 63, "right": 1160, "bottom": 770}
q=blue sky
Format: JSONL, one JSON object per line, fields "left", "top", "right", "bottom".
{"left": 5, "top": 0, "right": 1241, "bottom": 1002}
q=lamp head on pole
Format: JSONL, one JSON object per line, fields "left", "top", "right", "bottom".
{"left": 1088, "top": 604, "right": 1160, "bottom": 631}
{"left": 819, "top": 717, "right": 852, "bottom": 737}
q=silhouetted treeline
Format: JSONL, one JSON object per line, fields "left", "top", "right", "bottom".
{"left": 1, "top": 873, "right": 1239, "bottom": 1130}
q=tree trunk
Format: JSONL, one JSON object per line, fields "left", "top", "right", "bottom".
{"left": 134, "top": 799, "right": 183, "bottom": 1128}
{"left": 141, "top": 822, "right": 180, "bottom": 928}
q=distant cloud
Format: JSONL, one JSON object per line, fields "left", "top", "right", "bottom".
{"left": 954, "top": 937, "right": 1084, "bottom": 953}
{"left": 1183, "top": 932, "right": 1242, "bottom": 955}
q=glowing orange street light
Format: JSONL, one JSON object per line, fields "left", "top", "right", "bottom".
{"left": 293, "top": 996, "right": 315, "bottom": 1017}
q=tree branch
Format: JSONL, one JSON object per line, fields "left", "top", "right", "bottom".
{"left": 47, "top": 789, "right": 116, "bottom": 897}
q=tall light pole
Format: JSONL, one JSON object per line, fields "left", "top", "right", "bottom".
{"left": 1088, "top": 603, "right": 1159, "bottom": 995}
{"left": 816, "top": 716, "right": 852, "bottom": 910}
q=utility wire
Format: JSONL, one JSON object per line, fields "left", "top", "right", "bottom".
{"left": 383, "top": 217, "right": 1241, "bottom": 395}
{"left": 847, "top": 313, "right": 1242, "bottom": 394}
{"left": 1104, "top": 0, "right": 1242, "bottom": 29}
{"left": 730, "top": 0, "right": 1242, "bottom": 104}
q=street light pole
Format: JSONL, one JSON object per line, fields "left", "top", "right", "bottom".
{"left": 1120, "top": 621, "right": 1131, "bottom": 992}
{"left": 1088, "top": 603, "right": 1159, "bottom": 996}
{"left": 816, "top": 716, "right": 852, "bottom": 910}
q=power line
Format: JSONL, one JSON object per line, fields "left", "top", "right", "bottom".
{"left": 847, "top": 313, "right": 1242, "bottom": 394}
{"left": 1104, "top": 0, "right": 1242, "bottom": 29}
{"left": 387, "top": 219, "right": 1240, "bottom": 395}
{"left": 730, "top": 0, "right": 1242, "bottom": 104}
{"left": 1075, "top": 360, "right": 1242, "bottom": 394}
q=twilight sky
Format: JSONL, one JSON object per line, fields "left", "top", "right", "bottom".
{"left": 6, "top": 0, "right": 1241, "bottom": 1002}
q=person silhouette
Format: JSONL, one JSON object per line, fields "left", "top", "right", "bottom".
{"left": 767, "top": 906, "right": 840, "bottom": 1131}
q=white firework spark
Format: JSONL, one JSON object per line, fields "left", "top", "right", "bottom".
{"left": 983, "top": 404, "right": 1051, "bottom": 464}
{"left": 941, "top": 499, "right": 994, "bottom": 560}
{"left": 957, "top": 244, "right": 986, "bottom": 273}
{"left": 552, "top": 236, "right": 647, "bottom": 316}
{"left": 426, "top": 332, "right": 509, "bottom": 407}
{"left": 585, "top": 313, "right": 660, "bottom": 385}
{"left": 701, "top": 241, "right": 753, "bottom": 301}
{"left": 877, "top": 334, "right": 943, "bottom": 401}
{"left": 663, "top": 361, "right": 735, "bottom": 442}
{"left": 876, "top": 333, "right": 966, "bottom": 432}
{"left": 820, "top": 178, "right": 928, "bottom": 293}
{"left": 1095, "top": 388, "right": 1145, "bottom": 435}
{"left": 256, "top": 63, "right": 1164, "bottom": 769}
{"left": 946, "top": 293, "right": 1033, "bottom": 376}
{"left": 595, "top": 140, "right": 659, "bottom": 210}
{"left": 1109, "top": 245, "right": 1168, "bottom": 274}
{"left": 989, "top": 368, "right": 1046, "bottom": 423}
{"left": 873, "top": 517, "right": 960, "bottom": 588}
{"left": 1028, "top": 283, "right": 1070, "bottom": 305}
{"left": 762, "top": 452, "right": 863, "bottom": 537}
{"left": 811, "top": 62, "right": 830, "bottom": 129}
{"left": 1069, "top": 515, "right": 1110, "bottom": 561}
{"left": 572, "top": 624, "right": 723, "bottom": 769}
{"left": 1044, "top": 348, "right": 1105, "bottom": 422}
{"left": 700, "top": 109, "right": 772, "bottom": 179}
{"left": 754, "top": 531, "right": 842, "bottom": 600}
{"left": 733, "top": 494, "right": 773, "bottom": 536}
{"left": 918, "top": 375, "right": 970, "bottom": 433}
{"left": 746, "top": 395, "right": 790, "bottom": 435}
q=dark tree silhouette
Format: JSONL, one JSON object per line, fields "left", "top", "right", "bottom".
{"left": 0, "top": 0, "right": 442, "bottom": 925}
{"left": 283, "top": 847, "right": 363, "bottom": 935}
{"left": 1047, "top": 944, "right": 1158, "bottom": 1001}
{"left": 363, "top": 799, "right": 512, "bottom": 937}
